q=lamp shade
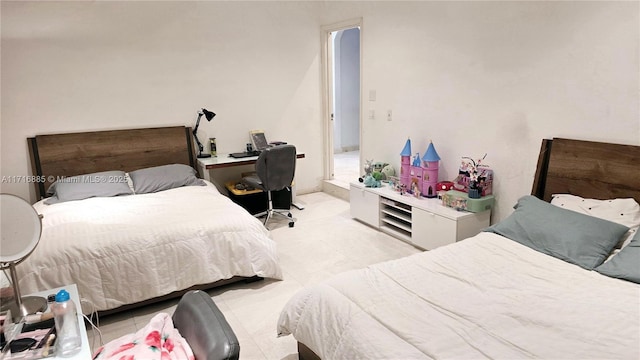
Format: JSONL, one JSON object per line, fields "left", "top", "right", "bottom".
{"left": 202, "top": 108, "right": 216, "bottom": 121}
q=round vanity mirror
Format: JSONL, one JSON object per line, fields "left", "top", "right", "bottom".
{"left": 0, "top": 194, "right": 47, "bottom": 318}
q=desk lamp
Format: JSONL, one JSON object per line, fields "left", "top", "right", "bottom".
{"left": 193, "top": 108, "right": 216, "bottom": 158}
{"left": 0, "top": 194, "right": 48, "bottom": 322}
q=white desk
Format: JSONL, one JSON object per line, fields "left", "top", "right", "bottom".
{"left": 197, "top": 152, "right": 305, "bottom": 170}
{"left": 198, "top": 152, "right": 306, "bottom": 209}
{"left": 26, "top": 284, "right": 92, "bottom": 360}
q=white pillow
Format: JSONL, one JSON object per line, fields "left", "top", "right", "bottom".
{"left": 551, "top": 194, "right": 640, "bottom": 249}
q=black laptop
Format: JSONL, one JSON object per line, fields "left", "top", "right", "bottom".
{"left": 229, "top": 150, "right": 261, "bottom": 158}
{"left": 229, "top": 130, "right": 269, "bottom": 158}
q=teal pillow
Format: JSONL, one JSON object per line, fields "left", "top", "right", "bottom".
{"left": 485, "top": 195, "right": 629, "bottom": 270}
{"left": 596, "top": 231, "right": 640, "bottom": 283}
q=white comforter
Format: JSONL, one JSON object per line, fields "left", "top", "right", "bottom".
{"left": 278, "top": 232, "right": 640, "bottom": 359}
{"left": 19, "top": 182, "right": 282, "bottom": 312}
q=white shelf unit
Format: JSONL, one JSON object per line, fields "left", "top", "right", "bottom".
{"left": 380, "top": 197, "right": 412, "bottom": 241}
{"left": 350, "top": 182, "right": 491, "bottom": 250}
{"left": 349, "top": 185, "right": 379, "bottom": 227}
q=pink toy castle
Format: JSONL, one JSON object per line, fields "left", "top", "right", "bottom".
{"left": 410, "top": 152, "right": 423, "bottom": 194}
{"left": 400, "top": 138, "right": 412, "bottom": 190}
{"left": 421, "top": 141, "right": 441, "bottom": 198}
{"left": 400, "top": 139, "right": 441, "bottom": 198}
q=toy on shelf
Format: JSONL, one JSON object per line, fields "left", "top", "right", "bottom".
{"left": 421, "top": 142, "right": 441, "bottom": 198}
{"left": 399, "top": 138, "right": 441, "bottom": 198}
{"left": 411, "top": 180, "right": 421, "bottom": 198}
{"left": 380, "top": 164, "right": 395, "bottom": 180}
{"left": 371, "top": 162, "right": 387, "bottom": 177}
{"left": 410, "top": 152, "right": 424, "bottom": 194}
{"left": 363, "top": 175, "right": 381, "bottom": 188}
{"left": 372, "top": 162, "right": 393, "bottom": 182}
{"left": 453, "top": 154, "right": 493, "bottom": 198}
{"left": 388, "top": 175, "right": 398, "bottom": 187}
{"left": 388, "top": 176, "right": 407, "bottom": 195}
{"left": 412, "top": 153, "right": 421, "bottom": 167}
{"left": 364, "top": 159, "right": 373, "bottom": 171}
{"left": 436, "top": 181, "right": 454, "bottom": 199}
{"left": 359, "top": 159, "right": 381, "bottom": 187}
{"left": 442, "top": 190, "right": 495, "bottom": 212}
{"left": 358, "top": 160, "right": 396, "bottom": 187}
{"left": 400, "top": 139, "right": 412, "bottom": 189}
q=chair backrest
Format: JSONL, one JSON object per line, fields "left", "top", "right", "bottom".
{"left": 254, "top": 145, "right": 297, "bottom": 191}
{"left": 173, "top": 290, "right": 240, "bottom": 360}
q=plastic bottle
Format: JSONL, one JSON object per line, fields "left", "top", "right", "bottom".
{"left": 52, "top": 289, "right": 81, "bottom": 357}
{"left": 210, "top": 137, "right": 217, "bottom": 157}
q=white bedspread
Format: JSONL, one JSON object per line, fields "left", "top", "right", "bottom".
{"left": 19, "top": 182, "right": 282, "bottom": 312}
{"left": 278, "top": 232, "right": 640, "bottom": 359}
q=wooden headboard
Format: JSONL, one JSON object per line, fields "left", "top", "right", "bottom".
{"left": 28, "top": 126, "right": 196, "bottom": 199}
{"left": 532, "top": 138, "right": 640, "bottom": 204}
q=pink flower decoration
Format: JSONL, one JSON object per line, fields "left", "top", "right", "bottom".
{"left": 163, "top": 337, "right": 175, "bottom": 352}
{"left": 145, "top": 330, "right": 162, "bottom": 349}
{"left": 108, "top": 342, "right": 136, "bottom": 357}
{"left": 161, "top": 350, "right": 171, "bottom": 360}
{"left": 118, "top": 355, "right": 134, "bottom": 360}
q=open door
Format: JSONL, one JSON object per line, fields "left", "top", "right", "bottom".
{"left": 321, "top": 18, "right": 362, "bottom": 188}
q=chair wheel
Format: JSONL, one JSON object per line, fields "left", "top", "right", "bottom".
{"left": 287, "top": 213, "right": 292, "bottom": 218}
{"left": 289, "top": 222, "right": 295, "bottom": 228}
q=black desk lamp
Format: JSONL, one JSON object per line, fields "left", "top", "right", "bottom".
{"left": 193, "top": 108, "right": 216, "bottom": 158}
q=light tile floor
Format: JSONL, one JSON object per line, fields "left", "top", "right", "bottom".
{"left": 88, "top": 191, "right": 421, "bottom": 359}
{"left": 332, "top": 150, "right": 360, "bottom": 188}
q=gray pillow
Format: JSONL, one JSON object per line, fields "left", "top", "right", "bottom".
{"left": 129, "top": 164, "right": 205, "bottom": 194}
{"left": 44, "top": 170, "right": 132, "bottom": 204}
{"left": 484, "top": 195, "right": 629, "bottom": 270}
{"left": 596, "top": 231, "right": 640, "bottom": 284}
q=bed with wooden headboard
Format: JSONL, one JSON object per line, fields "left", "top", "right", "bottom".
{"left": 20, "top": 126, "right": 282, "bottom": 315}
{"left": 28, "top": 126, "right": 197, "bottom": 200}
{"left": 279, "top": 137, "right": 640, "bottom": 360}
{"left": 532, "top": 137, "right": 640, "bottom": 204}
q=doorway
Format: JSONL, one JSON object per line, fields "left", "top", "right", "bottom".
{"left": 322, "top": 19, "right": 362, "bottom": 192}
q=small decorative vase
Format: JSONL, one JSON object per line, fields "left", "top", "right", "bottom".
{"left": 468, "top": 182, "right": 481, "bottom": 199}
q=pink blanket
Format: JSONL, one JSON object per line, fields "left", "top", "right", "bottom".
{"left": 93, "top": 313, "right": 194, "bottom": 360}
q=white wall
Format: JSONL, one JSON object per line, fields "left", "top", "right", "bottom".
{"left": 1, "top": 1, "right": 325, "bottom": 202}
{"left": 2, "top": 1, "right": 639, "bottom": 223}
{"left": 321, "top": 1, "right": 640, "bottom": 221}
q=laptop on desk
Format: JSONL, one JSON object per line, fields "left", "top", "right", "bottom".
{"left": 229, "top": 150, "right": 260, "bottom": 158}
{"left": 229, "top": 130, "right": 270, "bottom": 158}
{"left": 250, "top": 130, "right": 269, "bottom": 152}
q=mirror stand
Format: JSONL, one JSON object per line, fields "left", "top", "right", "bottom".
{"left": 2, "top": 263, "right": 47, "bottom": 320}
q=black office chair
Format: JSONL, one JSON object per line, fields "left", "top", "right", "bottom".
{"left": 97, "top": 290, "right": 239, "bottom": 360}
{"left": 242, "top": 145, "right": 297, "bottom": 228}
{"left": 173, "top": 290, "right": 240, "bottom": 360}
